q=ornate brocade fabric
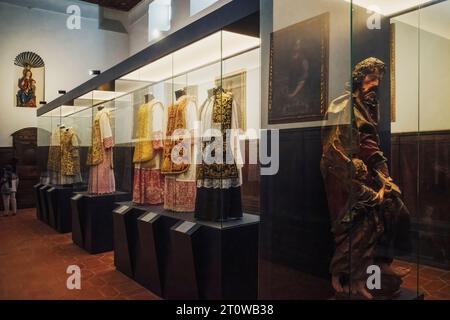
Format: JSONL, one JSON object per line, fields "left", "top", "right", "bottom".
{"left": 133, "top": 168, "right": 164, "bottom": 205}
{"left": 87, "top": 117, "right": 104, "bottom": 166}
{"left": 161, "top": 96, "right": 191, "bottom": 175}
{"left": 47, "top": 128, "right": 61, "bottom": 173}
{"left": 60, "top": 128, "right": 81, "bottom": 176}
{"left": 133, "top": 102, "right": 154, "bottom": 163}
{"left": 164, "top": 176, "right": 196, "bottom": 212}
{"left": 197, "top": 90, "right": 238, "bottom": 180}
{"left": 87, "top": 109, "right": 115, "bottom": 194}
{"left": 47, "top": 147, "right": 61, "bottom": 173}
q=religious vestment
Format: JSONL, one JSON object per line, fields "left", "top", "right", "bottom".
{"left": 162, "top": 95, "right": 197, "bottom": 212}
{"left": 47, "top": 127, "right": 82, "bottom": 185}
{"left": 132, "top": 99, "right": 165, "bottom": 205}
{"left": 195, "top": 89, "right": 243, "bottom": 222}
{"left": 87, "top": 108, "right": 115, "bottom": 194}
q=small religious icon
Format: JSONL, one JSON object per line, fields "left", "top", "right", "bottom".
{"left": 14, "top": 51, "right": 45, "bottom": 108}
{"left": 17, "top": 65, "right": 37, "bottom": 108}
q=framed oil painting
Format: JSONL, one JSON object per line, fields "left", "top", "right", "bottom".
{"left": 269, "top": 13, "right": 329, "bottom": 124}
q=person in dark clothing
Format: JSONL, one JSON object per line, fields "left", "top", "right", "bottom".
{"left": 1, "top": 165, "right": 19, "bottom": 217}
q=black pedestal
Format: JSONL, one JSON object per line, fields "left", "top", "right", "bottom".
{"left": 71, "top": 192, "right": 131, "bottom": 254}
{"left": 165, "top": 221, "right": 202, "bottom": 300}
{"left": 135, "top": 212, "right": 179, "bottom": 297}
{"left": 46, "top": 187, "right": 58, "bottom": 228}
{"left": 38, "top": 185, "right": 52, "bottom": 224}
{"left": 113, "top": 202, "right": 260, "bottom": 300}
{"left": 112, "top": 205, "right": 142, "bottom": 278}
{"left": 33, "top": 183, "right": 43, "bottom": 221}
{"left": 71, "top": 194, "right": 84, "bottom": 248}
{"left": 46, "top": 186, "right": 74, "bottom": 233}
{"left": 164, "top": 214, "right": 259, "bottom": 300}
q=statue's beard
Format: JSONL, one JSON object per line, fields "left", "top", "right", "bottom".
{"left": 362, "top": 87, "right": 379, "bottom": 109}
{"left": 360, "top": 87, "right": 380, "bottom": 123}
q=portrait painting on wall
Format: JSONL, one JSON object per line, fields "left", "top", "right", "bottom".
{"left": 14, "top": 51, "right": 45, "bottom": 108}
{"left": 269, "top": 13, "right": 329, "bottom": 124}
{"left": 215, "top": 69, "right": 247, "bottom": 131}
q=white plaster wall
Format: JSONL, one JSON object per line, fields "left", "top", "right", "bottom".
{"left": 0, "top": 1, "right": 129, "bottom": 146}
{"left": 392, "top": 21, "right": 450, "bottom": 133}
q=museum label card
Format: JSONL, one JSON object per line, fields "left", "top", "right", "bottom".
{"left": 175, "top": 221, "right": 196, "bottom": 233}
{"left": 115, "top": 205, "right": 129, "bottom": 215}
{"left": 141, "top": 212, "right": 158, "bottom": 222}
{"left": 71, "top": 194, "right": 83, "bottom": 201}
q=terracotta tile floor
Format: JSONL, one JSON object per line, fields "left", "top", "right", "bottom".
{"left": 1, "top": 209, "right": 450, "bottom": 300}
{"left": 0, "top": 208, "right": 159, "bottom": 300}
{"left": 392, "top": 260, "right": 450, "bottom": 300}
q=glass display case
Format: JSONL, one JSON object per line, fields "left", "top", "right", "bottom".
{"left": 259, "top": 0, "right": 450, "bottom": 300}
{"left": 58, "top": 105, "right": 90, "bottom": 190}
{"left": 390, "top": 0, "right": 450, "bottom": 283}
{"left": 35, "top": 0, "right": 450, "bottom": 300}
{"left": 111, "top": 29, "right": 261, "bottom": 225}
{"left": 54, "top": 28, "right": 260, "bottom": 297}
{"left": 36, "top": 112, "right": 53, "bottom": 185}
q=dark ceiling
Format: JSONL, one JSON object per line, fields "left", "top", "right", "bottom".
{"left": 81, "top": 0, "right": 143, "bottom": 12}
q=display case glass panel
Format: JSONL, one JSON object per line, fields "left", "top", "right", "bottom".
{"left": 62, "top": 104, "right": 92, "bottom": 191}
{"left": 258, "top": 0, "right": 424, "bottom": 300}
{"left": 390, "top": 0, "right": 450, "bottom": 298}
{"left": 37, "top": 114, "right": 53, "bottom": 185}
{"left": 417, "top": 0, "right": 450, "bottom": 275}
{"left": 46, "top": 107, "right": 63, "bottom": 186}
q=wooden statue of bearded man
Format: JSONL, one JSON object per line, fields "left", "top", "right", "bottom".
{"left": 321, "top": 57, "right": 412, "bottom": 299}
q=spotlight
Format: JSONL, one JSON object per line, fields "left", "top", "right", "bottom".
{"left": 89, "top": 70, "right": 101, "bottom": 76}
{"left": 39, "top": 101, "right": 47, "bottom": 105}
{"left": 58, "top": 90, "right": 66, "bottom": 94}
{"left": 152, "top": 29, "right": 162, "bottom": 39}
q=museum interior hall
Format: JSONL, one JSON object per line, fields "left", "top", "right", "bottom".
{"left": 0, "top": 0, "right": 449, "bottom": 302}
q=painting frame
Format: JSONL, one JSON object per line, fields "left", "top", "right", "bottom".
{"left": 390, "top": 23, "right": 397, "bottom": 123}
{"left": 215, "top": 69, "right": 247, "bottom": 131}
{"left": 268, "top": 12, "right": 330, "bottom": 125}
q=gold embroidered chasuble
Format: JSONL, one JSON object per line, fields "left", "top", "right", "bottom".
{"left": 47, "top": 128, "right": 62, "bottom": 173}
{"left": 161, "top": 96, "right": 192, "bottom": 175}
{"left": 133, "top": 101, "right": 155, "bottom": 163}
{"left": 60, "top": 128, "right": 81, "bottom": 176}
{"left": 87, "top": 109, "right": 113, "bottom": 167}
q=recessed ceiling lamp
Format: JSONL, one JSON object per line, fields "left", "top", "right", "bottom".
{"left": 148, "top": 0, "right": 171, "bottom": 41}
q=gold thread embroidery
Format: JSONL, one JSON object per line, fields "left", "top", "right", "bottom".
{"left": 197, "top": 90, "right": 238, "bottom": 180}
{"left": 133, "top": 102, "right": 154, "bottom": 163}
{"left": 161, "top": 97, "right": 190, "bottom": 175}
